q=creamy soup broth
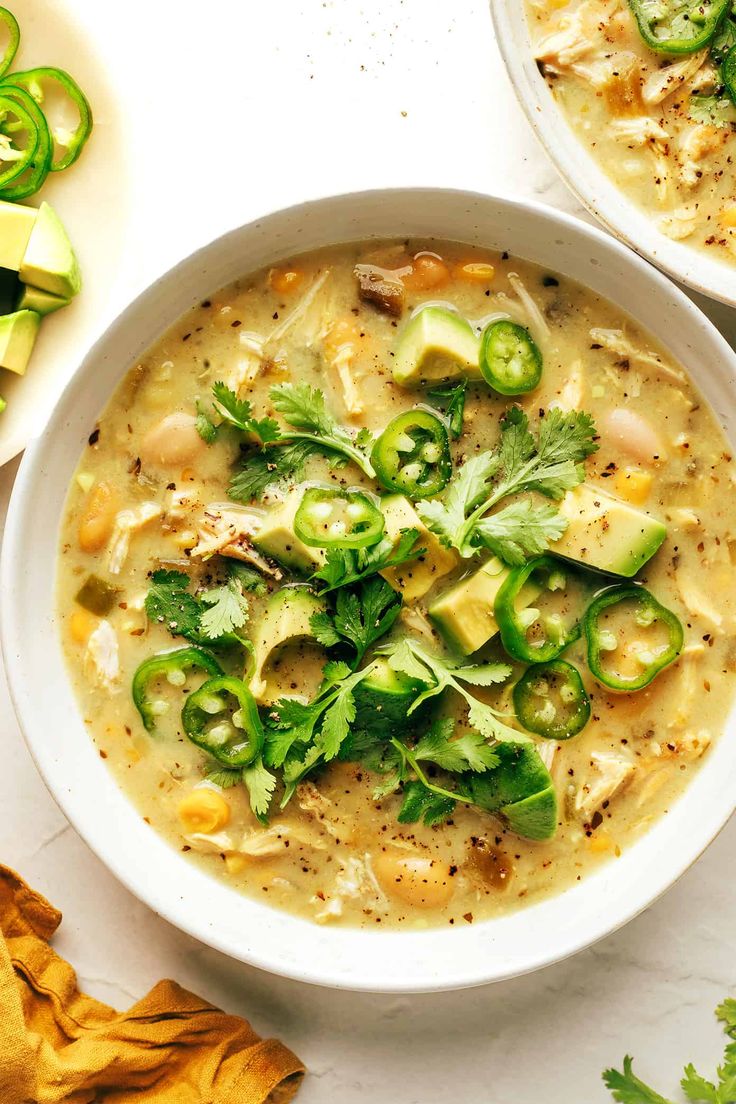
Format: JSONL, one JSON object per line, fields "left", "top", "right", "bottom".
{"left": 57, "top": 239, "right": 736, "bottom": 928}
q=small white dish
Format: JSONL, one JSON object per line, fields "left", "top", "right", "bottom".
{"left": 490, "top": 0, "right": 736, "bottom": 308}
{"left": 0, "top": 0, "right": 130, "bottom": 467}
{"left": 3, "top": 188, "right": 736, "bottom": 992}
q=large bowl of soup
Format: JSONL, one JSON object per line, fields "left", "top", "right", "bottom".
{"left": 491, "top": 0, "right": 736, "bottom": 307}
{"left": 3, "top": 188, "right": 736, "bottom": 992}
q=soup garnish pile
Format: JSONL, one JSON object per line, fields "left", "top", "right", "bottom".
{"left": 58, "top": 240, "right": 736, "bottom": 927}
{"left": 527, "top": 0, "right": 736, "bottom": 261}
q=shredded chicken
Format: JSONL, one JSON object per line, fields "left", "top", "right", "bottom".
{"left": 642, "top": 50, "right": 709, "bottom": 106}
{"left": 296, "top": 781, "right": 345, "bottom": 840}
{"left": 330, "top": 343, "right": 363, "bottom": 417}
{"left": 551, "top": 361, "right": 584, "bottom": 411}
{"left": 400, "top": 606, "right": 436, "bottom": 642}
{"left": 187, "top": 822, "right": 329, "bottom": 857}
{"left": 678, "top": 124, "right": 729, "bottom": 187}
{"left": 534, "top": 0, "right": 618, "bottom": 69}
{"left": 227, "top": 331, "right": 267, "bottom": 392}
{"left": 589, "top": 327, "right": 686, "bottom": 381}
{"left": 676, "top": 569, "right": 723, "bottom": 628}
{"left": 659, "top": 206, "right": 700, "bottom": 241}
{"left": 610, "top": 116, "right": 670, "bottom": 152}
{"left": 575, "top": 750, "right": 635, "bottom": 820}
{"left": 311, "top": 854, "right": 384, "bottom": 923}
{"left": 536, "top": 741, "right": 558, "bottom": 772}
{"left": 106, "top": 501, "right": 161, "bottom": 575}
{"left": 165, "top": 487, "right": 200, "bottom": 522}
{"left": 508, "top": 272, "right": 550, "bottom": 340}
{"left": 264, "top": 269, "right": 331, "bottom": 353}
{"left": 189, "top": 504, "right": 281, "bottom": 577}
{"left": 84, "top": 620, "right": 120, "bottom": 691}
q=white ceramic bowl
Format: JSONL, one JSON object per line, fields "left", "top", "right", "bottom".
{"left": 3, "top": 188, "right": 736, "bottom": 993}
{"left": 490, "top": 0, "right": 736, "bottom": 308}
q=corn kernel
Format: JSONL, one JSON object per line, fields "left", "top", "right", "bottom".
{"left": 614, "top": 467, "right": 652, "bottom": 505}
{"left": 177, "top": 789, "right": 231, "bottom": 834}
{"left": 78, "top": 481, "right": 118, "bottom": 553}
{"left": 721, "top": 206, "right": 736, "bottom": 228}
{"left": 69, "top": 608, "right": 99, "bottom": 645}
{"left": 76, "top": 471, "right": 95, "bottom": 494}
{"left": 173, "top": 530, "right": 197, "bottom": 550}
{"left": 455, "top": 261, "right": 496, "bottom": 283}
{"left": 269, "top": 267, "right": 304, "bottom": 294}
{"left": 402, "top": 253, "right": 449, "bottom": 291}
{"left": 589, "top": 831, "right": 613, "bottom": 854}
{"left": 225, "top": 853, "right": 248, "bottom": 876}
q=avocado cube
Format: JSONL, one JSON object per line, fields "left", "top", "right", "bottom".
{"left": 393, "top": 307, "right": 481, "bottom": 387}
{"left": 20, "top": 201, "right": 81, "bottom": 300}
{"left": 379, "top": 494, "right": 458, "bottom": 602}
{"left": 429, "top": 557, "right": 541, "bottom": 655}
{"left": 250, "top": 586, "right": 326, "bottom": 703}
{"left": 0, "top": 200, "right": 38, "bottom": 271}
{"left": 0, "top": 309, "right": 41, "bottom": 375}
{"left": 17, "top": 283, "right": 71, "bottom": 316}
{"left": 552, "top": 484, "right": 666, "bottom": 577}
{"left": 252, "top": 489, "right": 327, "bottom": 574}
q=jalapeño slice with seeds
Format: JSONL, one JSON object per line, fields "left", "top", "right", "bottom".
{"left": 479, "top": 320, "right": 542, "bottom": 396}
{"left": 627, "top": 0, "right": 730, "bottom": 54}
{"left": 583, "top": 585, "right": 684, "bottom": 692}
{"left": 372, "top": 407, "right": 452, "bottom": 498}
{"left": 513, "top": 659, "right": 591, "bottom": 741}
{"left": 294, "top": 485, "right": 385, "bottom": 549}
{"left": 182, "top": 675, "right": 264, "bottom": 767}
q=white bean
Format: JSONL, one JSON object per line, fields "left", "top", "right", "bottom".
{"left": 140, "top": 413, "right": 206, "bottom": 467}
{"left": 373, "top": 850, "right": 455, "bottom": 909}
{"left": 603, "top": 408, "right": 665, "bottom": 464}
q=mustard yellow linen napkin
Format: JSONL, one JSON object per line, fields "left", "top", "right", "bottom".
{"left": 0, "top": 865, "right": 304, "bottom": 1103}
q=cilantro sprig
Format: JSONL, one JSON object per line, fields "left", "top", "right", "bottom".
{"left": 311, "top": 576, "right": 403, "bottom": 667}
{"left": 427, "top": 381, "right": 467, "bottom": 439}
{"left": 221, "top": 381, "right": 377, "bottom": 501}
{"left": 310, "top": 527, "right": 424, "bottom": 592}
{"left": 145, "top": 563, "right": 258, "bottom": 646}
{"left": 418, "top": 405, "right": 597, "bottom": 561}
{"left": 604, "top": 1000, "right": 736, "bottom": 1104}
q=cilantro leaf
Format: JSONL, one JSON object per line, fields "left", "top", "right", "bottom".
{"left": 475, "top": 499, "right": 569, "bottom": 566}
{"left": 603, "top": 1057, "right": 673, "bottom": 1104}
{"left": 314, "top": 578, "right": 402, "bottom": 666}
{"left": 383, "top": 637, "right": 520, "bottom": 744}
{"left": 311, "top": 527, "right": 424, "bottom": 592}
{"left": 228, "top": 439, "right": 322, "bottom": 501}
{"left": 398, "top": 779, "right": 456, "bottom": 826}
{"left": 229, "top": 561, "right": 268, "bottom": 596}
{"left": 204, "top": 766, "right": 243, "bottom": 789}
{"left": 242, "top": 757, "right": 277, "bottom": 822}
{"left": 212, "top": 381, "right": 281, "bottom": 443}
{"left": 418, "top": 405, "right": 597, "bottom": 559}
{"left": 199, "top": 575, "right": 249, "bottom": 639}
{"left": 689, "top": 93, "right": 735, "bottom": 128}
{"left": 604, "top": 1001, "right": 736, "bottom": 1104}
{"left": 196, "top": 403, "right": 218, "bottom": 444}
{"left": 269, "top": 382, "right": 376, "bottom": 477}
{"left": 427, "top": 381, "right": 467, "bottom": 439}
{"left": 418, "top": 452, "right": 499, "bottom": 549}
{"left": 413, "top": 717, "right": 499, "bottom": 773}
{"left": 145, "top": 570, "right": 203, "bottom": 642}
{"left": 319, "top": 681, "right": 359, "bottom": 759}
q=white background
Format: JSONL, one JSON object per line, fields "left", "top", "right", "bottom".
{"left": 1, "top": 1, "right": 735, "bottom": 1099}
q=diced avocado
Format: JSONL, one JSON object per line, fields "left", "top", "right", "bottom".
{"left": 253, "top": 489, "right": 327, "bottom": 574}
{"left": 379, "top": 494, "right": 458, "bottom": 602}
{"left": 250, "top": 585, "right": 326, "bottom": 703}
{"left": 429, "top": 557, "right": 541, "bottom": 655}
{"left": 19, "top": 201, "right": 81, "bottom": 300}
{"left": 353, "top": 657, "right": 427, "bottom": 733}
{"left": 470, "top": 743, "right": 557, "bottom": 841}
{"left": 0, "top": 309, "right": 40, "bottom": 375}
{"left": 0, "top": 200, "right": 37, "bottom": 271}
{"left": 393, "top": 307, "right": 481, "bottom": 387}
{"left": 17, "top": 283, "right": 71, "bottom": 316}
{"left": 552, "top": 483, "right": 666, "bottom": 578}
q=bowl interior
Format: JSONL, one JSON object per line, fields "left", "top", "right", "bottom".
{"left": 3, "top": 188, "right": 736, "bottom": 992}
{"left": 489, "top": 0, "right": 736, "bottom": 309}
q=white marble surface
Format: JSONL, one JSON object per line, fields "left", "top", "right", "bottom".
{"left": 1, "top": 0, "right": 735, "bottom": 1099}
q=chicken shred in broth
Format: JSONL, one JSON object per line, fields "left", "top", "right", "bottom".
{"left": 527, "top": 0, "right": 736, "bottom": 260}
{"left": 57, "top": 239, "right": 736, "bottom": 928}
